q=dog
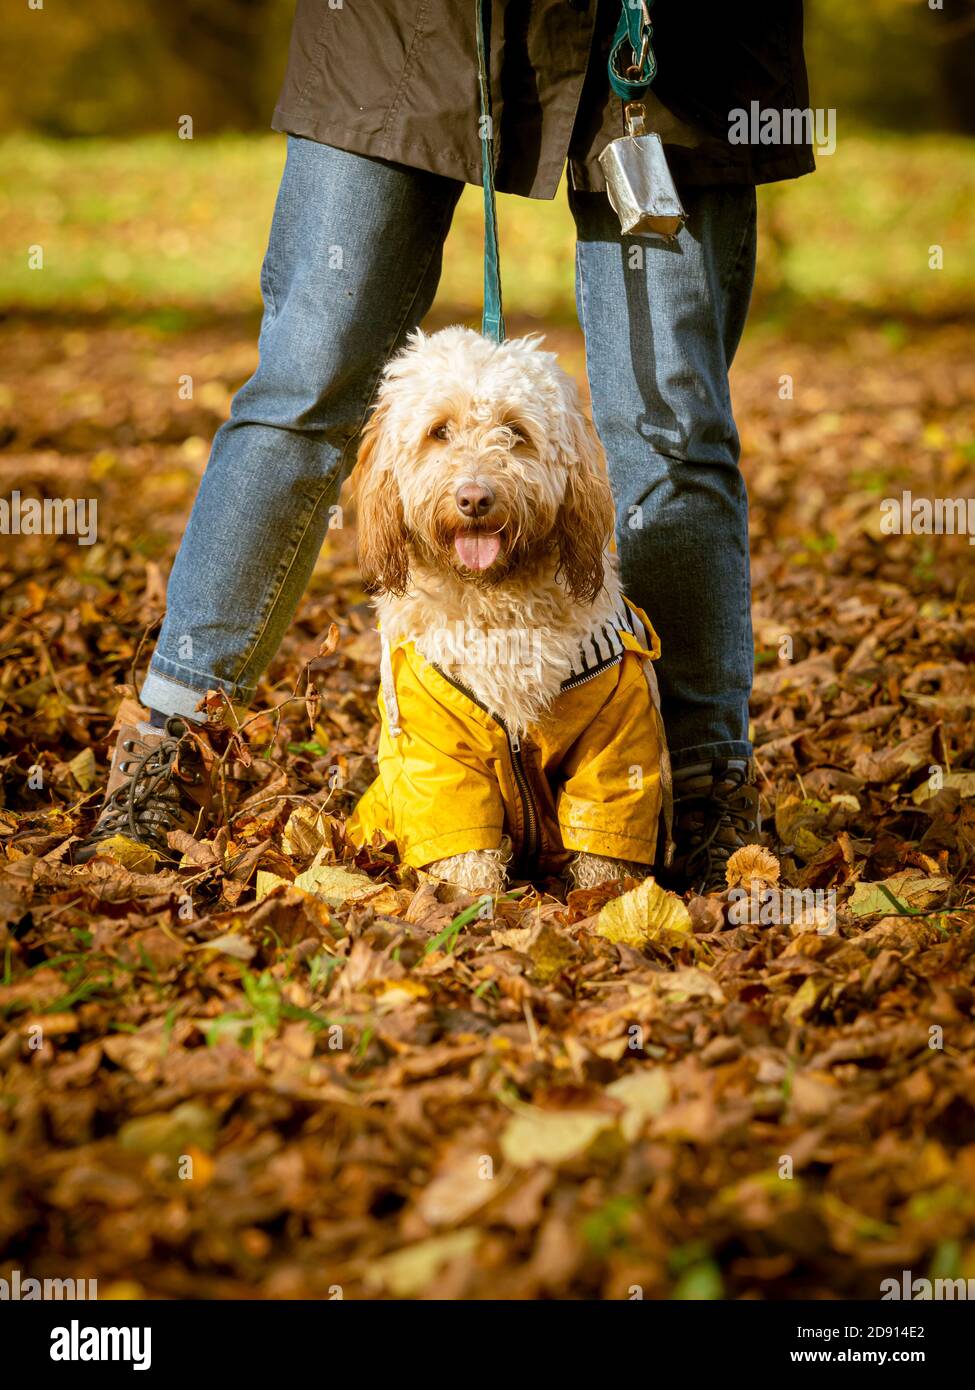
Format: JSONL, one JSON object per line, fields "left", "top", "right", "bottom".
{"left": 346, "top": 326, "right": 670, "bottom": 895}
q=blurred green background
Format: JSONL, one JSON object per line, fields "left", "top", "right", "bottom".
{"left": 1, "top": 0, "right": 974, "bottom": 326}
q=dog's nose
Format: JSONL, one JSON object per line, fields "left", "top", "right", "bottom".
{"left": 455, "top": 480, "right": 495, "bottom": 518}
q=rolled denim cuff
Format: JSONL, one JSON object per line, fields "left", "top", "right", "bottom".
{"left": 138, "top": 669, "right": 211, "bottom": 721}
{"left": 669, "top": 739, "right": 753, "bottom": 771}
{"left": 139, "top": 663, "right": 252, "bottom": 723}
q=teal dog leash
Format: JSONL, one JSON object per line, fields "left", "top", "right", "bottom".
{"left": 476, "top": 0, "right": 505, "bottom": 343}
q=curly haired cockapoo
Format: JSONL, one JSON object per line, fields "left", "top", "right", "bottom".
{"left": 347, "top": 326, "right": 671, "bottom": 894}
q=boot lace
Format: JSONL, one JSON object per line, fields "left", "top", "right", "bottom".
{"left": 679, "top": 764, "right": 756, "bottom": 890}
{"left": 84, "top": 718, "right": 199, "bottom": 855}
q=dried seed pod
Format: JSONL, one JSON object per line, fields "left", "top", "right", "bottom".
{"left": 725, "top": 844, "right": 781, "bottom": 889}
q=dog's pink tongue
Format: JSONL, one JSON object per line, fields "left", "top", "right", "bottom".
{"left": 454, "top": 531, "right": 501, "bottom": 571}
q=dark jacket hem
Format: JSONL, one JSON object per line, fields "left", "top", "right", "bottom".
{"left": 272, "top": 107, "right": 568, "bottom": 200}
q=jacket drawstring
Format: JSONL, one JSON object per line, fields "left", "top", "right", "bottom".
{"left": 380, "top": 633, "right": 402, "bottom": 738}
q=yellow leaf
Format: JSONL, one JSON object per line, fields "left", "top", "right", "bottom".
{"left": 912, "top": 771, "right": 975, "bottom": 805}
{"left": 605, "top": 1069, "right": 671, "bottom": 1141}
{"left": 89, "top": 450, "right": 118, "bottom": 480}
{"left": 494, "top": 919, "right": 578, "bottom": 982}
{"left": 500, "top": 1106, "right": 615, "bottom": 1168}
{"left": 118, "top": 1101, "right": 217, "bottom": 1156}
{"left": 294, "top": 862, "right": 378, "bottom": 907}
{"left": 784, "top": 975, "right": 831, "bottom": 1023}
{"left": 849, "top": 871, "right": 951, "bottom": 917}
{"left": 281, "top": 805, "right": 330, "bottom": 860}
{"left": 67, "top": 747, "right": 96, "bottom": 791}
{"left": 596, "top": 876, "right": 692, "bottom": 948}
{"left": 370, "top": 979, "right": 429, "bottom": 1012}
{"left": 196, "top": 933, "right": 257, "bottom": 962}
{"left": 255, "top": 870, "right": 289, "bottom": 901}
{"left": 359, "top": 883, "right": 414, "bottom": 916}
{"left": 524, "top": 920, "right": 578, "bottom": 982}
{"left": 90, "top": 834, "right": 157, "bottom": 873}
{"left": 922, "top": 422, "right": 947, "bottom": 448}
{"left": 774, "top": 796, "right": 832, "bottom": 862}
{"left": 419, "top": 1157, "right": 497, "bottom": 1227}
{"left": 365, "top": 1231, "right": 480, "bottom": 1297}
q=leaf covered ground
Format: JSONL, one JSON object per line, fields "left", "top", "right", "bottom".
{"left": 1, "top": 305, "right": 974, "bottom": 1300}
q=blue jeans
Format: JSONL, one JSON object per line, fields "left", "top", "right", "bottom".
{"left": 142, "top": 135, "right": 756, "bottom": 768}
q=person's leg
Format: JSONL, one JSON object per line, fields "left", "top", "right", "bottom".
{"left": 140, "top": 136, "right": 463, "bottom": 719}
{"left": 569, "top": 183, "right": 757, "bottom": 769}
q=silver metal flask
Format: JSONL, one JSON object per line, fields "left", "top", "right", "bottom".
{"left": 598, "top": 101, "right": 686, "bottom": 240}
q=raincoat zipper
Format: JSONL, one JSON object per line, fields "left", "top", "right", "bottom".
{"left": 505, "top": 727, "right": 539, "bottom": 867}
{"left": 559, "top": 653, "right": 622, "bottom": 696}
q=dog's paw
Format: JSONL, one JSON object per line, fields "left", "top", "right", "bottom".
{"left": 568, "top": 851, "right": 645, "bottom": 891}
{"left": 427, "top": 840, "right": 511, "bottom": 895}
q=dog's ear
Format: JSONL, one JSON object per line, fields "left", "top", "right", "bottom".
{"left": 353, "top": 400, "right": 410, "bottom": 597}
{"left": 554, "top": 406, "right": 615, "bottom": 604}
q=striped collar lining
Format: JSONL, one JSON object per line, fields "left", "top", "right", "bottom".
{"left": 562, "top": 603, "right": 647, "bottom": 687}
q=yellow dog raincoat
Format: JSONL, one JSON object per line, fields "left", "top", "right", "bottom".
{"left": 347, "top": 601, "right": 672, "bottom": 876}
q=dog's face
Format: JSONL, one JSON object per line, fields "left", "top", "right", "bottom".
{"left": 353, "top": 327, "right": 614, "bottom": 603}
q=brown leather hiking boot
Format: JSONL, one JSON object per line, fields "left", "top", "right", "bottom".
{"left": 74, "top": 714, "right": 214, "bottom": 864}
{"left": 663, "top": 757, "right": 762, "bottom": 894}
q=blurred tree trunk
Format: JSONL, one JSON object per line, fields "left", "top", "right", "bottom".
{"left": 154, "top": 0, "right": 277, "bottom": 129}
{"left": 937, "top": 2, "right": 975, "bottom": 134}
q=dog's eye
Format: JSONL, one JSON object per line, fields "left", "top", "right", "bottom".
{"left": 430, "top": 422, "right": 450, "bottom": 441}
{"left": 506, "top": 423, "right": 528, "bottom": 445}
